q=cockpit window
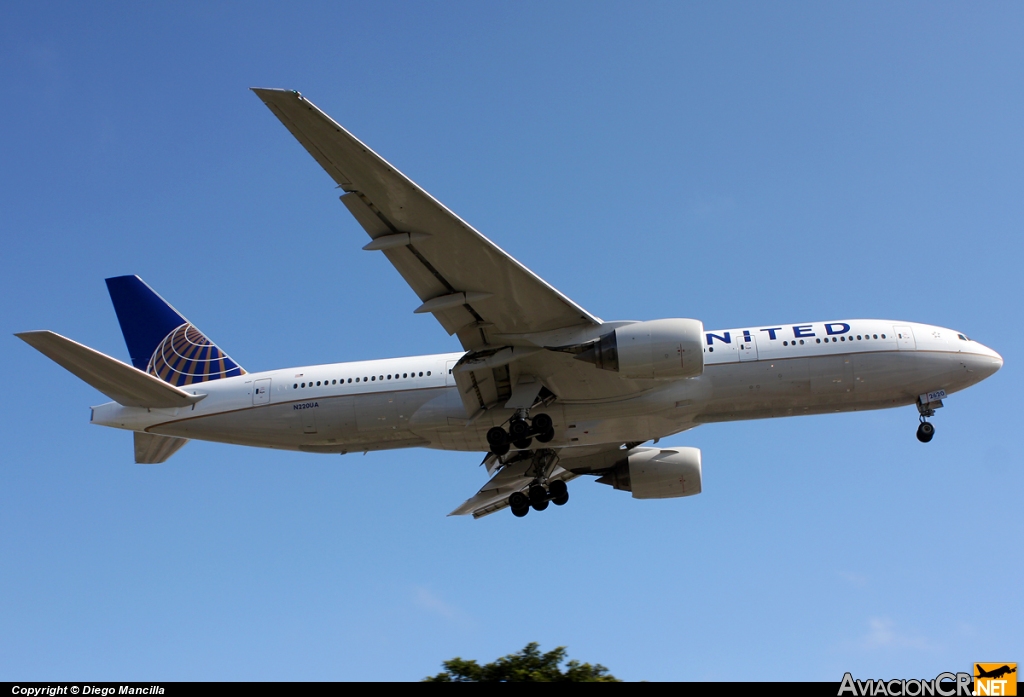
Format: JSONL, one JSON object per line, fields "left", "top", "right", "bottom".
{"left": 958, "top": 334, "right": 968, "bottom": 341}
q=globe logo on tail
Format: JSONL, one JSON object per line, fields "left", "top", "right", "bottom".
{"left": 147, "top": 323, "right": 245, "bottom": 386}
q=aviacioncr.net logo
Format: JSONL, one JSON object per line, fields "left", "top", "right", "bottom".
{"left": 839, "top": 672, "right": 973, "bottom": 696}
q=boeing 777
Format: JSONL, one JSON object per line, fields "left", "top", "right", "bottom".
{"left": 16, "top": 89, "right": 1003, "bottom": 518}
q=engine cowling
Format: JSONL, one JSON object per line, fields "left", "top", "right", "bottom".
{"left": 575, "top": 318, "right": 704, "bottom": 379}
{"left": 596, "top": 447, "right": 702, "bottom": 499}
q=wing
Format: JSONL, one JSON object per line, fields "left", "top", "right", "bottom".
{"left": 449, "top": 444, "right": 631, "bottom": 519}
{"left": 252, "top": 88, "right": 600, "bottom": 351}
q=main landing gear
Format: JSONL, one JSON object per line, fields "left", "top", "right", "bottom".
{"left": 505, "top": 448, "right": 569, "bottom": 518}
{"left": 486, "top": 410, "right": 554, "bottom": 457}
{"left": 509, "top": 480, "right": 569, "bottom": 518}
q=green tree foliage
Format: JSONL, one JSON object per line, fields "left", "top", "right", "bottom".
{"left": 423, "top": 642, "right": 621, "bottom": 682}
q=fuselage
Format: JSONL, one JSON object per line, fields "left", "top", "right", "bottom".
{"left": 90, "top": 319, "right": 1003, "bottom": 455}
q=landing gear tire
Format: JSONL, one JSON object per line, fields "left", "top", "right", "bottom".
{"left": 917, "top": 421, "right": 935, "bottom": 443}
{"left": 531, "top": 413, "right": 553, "bottom": 433}
{"left": 535, "top": 428, "right": 555, "bottom": 443}
{"left": 487, "top": 426, "right": 510, "bottom": 456}
{"left": 548, "top": 480, "right": 569, "bottom": 506}
{"left": 487, "top": 426, "right": 508, "bottom": 448}
{"left": 509, "top": 417, "right": 531, "bottom": 440}
{"left": 509, "top": 491, "right": 530, "bottom": 517}
{"left": 529, "top": 484, "right": 548, "bottom": 508}
{"left": 512, "top": 437, "right": 533, "bottom": 449}
{"left": 528, "top": 484, "right": 550, "bottom": 510}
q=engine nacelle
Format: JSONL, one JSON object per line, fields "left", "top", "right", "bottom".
{"left": 575, "top": 318, "right": 704, "bottom": 379}
{"left": 596, "top": 447, "right": 702, "bottom": 499}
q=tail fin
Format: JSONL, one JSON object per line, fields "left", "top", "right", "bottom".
{"left": 134, "top": 432, "right": 189, "bottom": 464}
{"left": 105, "top": 275, "right": 245, "bottom": 386}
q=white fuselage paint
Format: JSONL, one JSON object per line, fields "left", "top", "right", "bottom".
{"left": 90, "top": 320, "right": 1003, "bottom": 455}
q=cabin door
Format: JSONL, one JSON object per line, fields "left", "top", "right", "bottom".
{"left": 738, "top": 334, "right": 759, "bottom": 362}
{"left": 253, "top": 378, "right": 271, "bottom": 405}
{"left": 894, "top": 326, "right": 916, "bottom": 350}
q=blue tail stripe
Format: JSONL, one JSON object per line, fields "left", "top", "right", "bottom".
{"left": 105, "top": 275, "right": 245, "bottom": 383}
{"left": 105, "top": 276, "right": 187, "bottom": 371}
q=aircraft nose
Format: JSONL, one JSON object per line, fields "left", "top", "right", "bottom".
{"left": 969, "top": 343, "right": 1003, "bottom": 380}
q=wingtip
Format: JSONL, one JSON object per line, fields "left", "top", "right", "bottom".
{"left": 250, "top": 87, "right": 301, "bottom": 100}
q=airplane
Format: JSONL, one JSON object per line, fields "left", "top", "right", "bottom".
{"left": 16, "top": 88, "right": 1004, "bottom": 519}
{"left": 976, "top": 665, "right": 1016, "bottom": 680}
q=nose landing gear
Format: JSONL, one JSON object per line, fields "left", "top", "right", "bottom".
{"left": 915, "top": 394, "right": 942, "bottom": 443}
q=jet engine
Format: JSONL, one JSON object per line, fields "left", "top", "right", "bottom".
{"left": 574, "top": 318, "right": 704, "bottom": 379}
{"left": 596, "top": 447, "right": 702, "bottom": 499}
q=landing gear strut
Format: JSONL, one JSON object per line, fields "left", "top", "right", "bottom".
{"left": 487, "top": 410, "right": 555, "bottom": 457}
{"left": 916, "top": 396, "right": 940, "bottom": 443}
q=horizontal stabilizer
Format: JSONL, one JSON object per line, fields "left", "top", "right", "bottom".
{"left": 15, "top": 330, "right": 207, "bottom": 409}
{"left": 134, "top": 432, "right": 189, "bottom": 464}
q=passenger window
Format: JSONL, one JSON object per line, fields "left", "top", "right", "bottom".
{"left": 881, "top": 334, "right": 886, "bottom": 339}
{"left": 293, "top": 383, "right": 298, "bottom": 389}
{"left": 427, "top": 371, "right": 431, "bottom": 376}
{"left": 816, "top": 339, "right": 821, "bottom": 344}
{"left": 371, "top": 376, "right": 375, "bottom": 381}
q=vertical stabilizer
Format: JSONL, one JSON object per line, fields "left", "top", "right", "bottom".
{"left": 134, "top": 432, "right": 189, "bottom": 464}
{"left": 105, "top": 275, "right": 245, "bottom": 386}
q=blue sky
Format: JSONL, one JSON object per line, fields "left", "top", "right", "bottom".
{"left": 1, "top": 1, "right": 1021, "bottom": 681}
